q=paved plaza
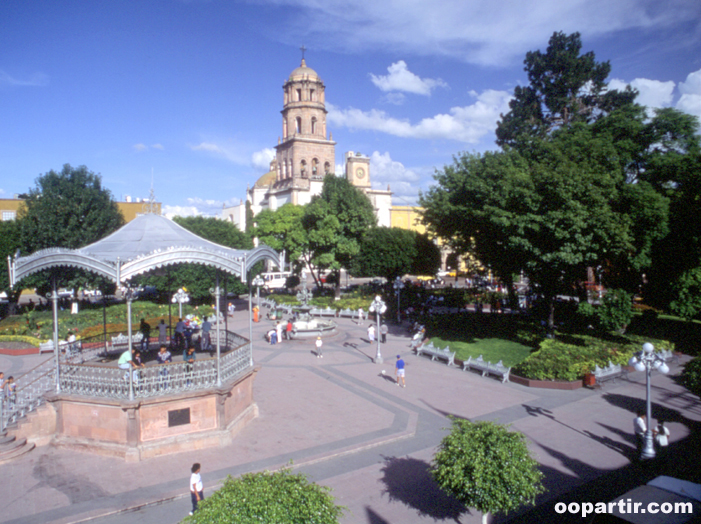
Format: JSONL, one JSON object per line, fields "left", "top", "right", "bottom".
{"left": 1, "top": 304, "right": 700, "bottom": 524}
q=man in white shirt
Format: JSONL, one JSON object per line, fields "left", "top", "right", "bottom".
{"left": 634, "top": 412, "right": 646, "bottom": 455}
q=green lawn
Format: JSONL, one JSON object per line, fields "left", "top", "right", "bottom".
{"left": 429, "top": 337, "right": 533, "bottom": 368}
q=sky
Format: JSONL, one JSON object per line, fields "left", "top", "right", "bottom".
{"left": 1, "top": 0, "right": 700, "bottom": 217}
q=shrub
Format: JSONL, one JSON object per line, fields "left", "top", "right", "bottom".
{"left": 513, "top": 334, "right": 673, "bottom": 381}
{"left": 598, "top": 289, "right": 633, "bottom": 333}
{"left": 432, "top": 419, "right": 544, "bottom": 523}
{"left": 680, "top": 357, "right": 701, "bottom": 399}
{"left": 184, "top": 468, "right": 344, "bottom": 524}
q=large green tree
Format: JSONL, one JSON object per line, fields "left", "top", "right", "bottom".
{"left": 18, "top": 164, "right": 125, "bottom": 252}
{"left": 0, "top": 219, "right": 23, "bottom": 315}
{"left": 432, "top": 419, "right": 544, "bottom": 524}
{"left": 496, "top": 31, "right": 636, "bottom": 148}
{"left": 302, "top": 174, "right": 377, "bottom": 294}
{"left": 254, "top": 204, "right": 309, "bottom": 271}
{"left": 15, "top": 164, "right": 125, "bottom": 298}
{"left": 351, "top": 227, "right": 440, "bottom": 281}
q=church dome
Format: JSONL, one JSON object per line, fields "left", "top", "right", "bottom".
{"left": 253, "top": 170, "right": 277, "bottom": 188}
{"left": 289, "top": 59, "right": 319, "bottom": 81}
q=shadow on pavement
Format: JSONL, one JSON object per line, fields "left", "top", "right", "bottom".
{"left": 379, "top": 455, "right": 467, "bottom": 523}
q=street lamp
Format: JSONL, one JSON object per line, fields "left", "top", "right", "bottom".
{"left": 252, "top": 275, "right": 265, "bottom": 309}
{"left": 393, "top": 277, "right": 405, "bottom": 324}
{"left": 369, "top": 295, "right": 387, "bottom": 364}
{"left": 628, "top": 342, "right": 670, "bottom": 460}
{"left": 171, "top": 288, "right": 190, "bottom": 318}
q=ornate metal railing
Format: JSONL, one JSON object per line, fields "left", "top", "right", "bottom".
{"left": 58, "top": 333, "right": 252, "bottom": 400}
{"left": 1, "top": 356, "right": 55, "bottom": 431}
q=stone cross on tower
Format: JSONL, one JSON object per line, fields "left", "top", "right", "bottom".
{"left": 300, "top": 45, "right": 307, "bottom": 61}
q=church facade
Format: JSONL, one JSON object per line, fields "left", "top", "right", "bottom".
{"left": 222, "top": 58, "right": 392, "bottom": 230}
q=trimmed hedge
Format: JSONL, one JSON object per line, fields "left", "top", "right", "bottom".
{"left": 514, "top": 334, "right": 674, "bottom": 381}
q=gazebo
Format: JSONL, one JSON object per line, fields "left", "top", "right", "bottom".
{"left": 7, "top": 213, "right": 279, "bottom": 461}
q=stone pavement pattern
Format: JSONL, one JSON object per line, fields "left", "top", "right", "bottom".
{"left": 1, "top": 305, "right": 699, "bottom": 524}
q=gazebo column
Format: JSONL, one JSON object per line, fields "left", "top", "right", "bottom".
{"left": 248, "top": 274, "right": 253, "bottom": 367}
{"left": 214, "top": 272, "right": 222, "bottom": 387}
{"left": 126, "top": 288, "right": 135, "bottom": 401}
{"left": 51, "top": 276, "right": 61, "bottom": 393}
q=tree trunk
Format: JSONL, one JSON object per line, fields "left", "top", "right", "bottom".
{"left": 547, "top": 294, "right": 556, "bottom": 336}
{"left": 482, "top": 511, "right": 491, "bottom": 524}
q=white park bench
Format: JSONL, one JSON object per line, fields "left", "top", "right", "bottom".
{"left": 462, "top": 355, "right": 511, "bottom": 383}
{"left": 415, "top": 341, "right": 456, "bottom": 367}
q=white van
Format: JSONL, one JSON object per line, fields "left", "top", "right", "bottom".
{"left": 261, "top": 272, "right": 292, "bottom": 291}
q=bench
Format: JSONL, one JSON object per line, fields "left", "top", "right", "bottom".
{"left": 310, "top": 307, "right": 336, "bottom": 317}
{"left": 462, "top": 355, "right": 511, "bottom": 383}
{"left": 593, "top": 361, "right": 628, "bottom": 386}
{"left": 338, "top": 308, "right": 355, "bottom": 318}
{"left": 415, "top": 341, "right": 456, "bottom": 367}
{"left": 39, "top": 339, "right": 82, "bottom": 356}
{"left": 109, "top": 333, "right": 143, "bottom": 355}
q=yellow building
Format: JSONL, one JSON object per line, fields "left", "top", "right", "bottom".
{"left": 0, "top": 197, "right": 160, "bottom": 223}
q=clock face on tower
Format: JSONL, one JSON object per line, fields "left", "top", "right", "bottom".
{"left": 356, "top": 168, "right": 366, "bottom": 179}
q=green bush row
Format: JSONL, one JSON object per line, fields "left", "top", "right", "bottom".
{"left": 514, "top": 334, "right": 674, "bottom": 381}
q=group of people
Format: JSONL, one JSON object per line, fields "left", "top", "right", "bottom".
{"left": 266, "top": 320, "right": 293, "bottom": 344}
{"left": 633, "top": 412, "right": 670, "bottom": 455}
{"left": 117, "top": 343, "right": 198, "bottom": 387}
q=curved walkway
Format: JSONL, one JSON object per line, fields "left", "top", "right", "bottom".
{"left": 1, "top": 306, "right": 699, "bottom": 524}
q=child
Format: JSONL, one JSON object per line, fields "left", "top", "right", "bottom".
{"left": 315, "top": 336, "right": 323, "bottom": 358}
{"left": 190, "top": 463, "right": 204, "bottom": 515}
{"left": 6, "top": 376, "right": 16, "bottom": 408}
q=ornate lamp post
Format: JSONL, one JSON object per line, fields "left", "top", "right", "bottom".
{"left": 369, "top": 295, "right": 387, "bottom": 364}
{"left": 171, "top": 288, "right": 190, "bottom": 318}
{"left": 393, "top": 277, "right": 405, "bottom": 324}
{"left": 252, "top": 275, "right": 265, "bottom": 309}
{"left": 628, "top": 342, "right": 670, "bottom": 459}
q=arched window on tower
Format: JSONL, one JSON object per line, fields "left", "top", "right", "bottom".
{"left": 311, "top": 117, "right": 317, "bottom": 135}
{"left": 295, "top": 117, "right": 302, "bottom": 134}
{"left": 312, "top": 158, "right": 318, "bottom": 176}
{"left": 300, "top": 160, "right": 307, "bottom": 177}
{"left": 310, "top": 89, "right": 316, "bottom": 101}
{"left": 296, "top": 89, "right": 302, "bottom": 102}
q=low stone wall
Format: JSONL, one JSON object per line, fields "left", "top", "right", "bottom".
{"left": 44, "top": 366, "right": 260, "bottom": 461}
{"left": 509, "top": 374, "right": 583, "bottom": 390}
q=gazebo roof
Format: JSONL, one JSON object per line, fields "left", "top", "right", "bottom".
{"left": 9, "top": 213, "right": 279, "bottom": 286}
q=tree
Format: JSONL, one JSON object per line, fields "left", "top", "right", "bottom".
{"left": 432, "top": 419, "right": 544, "bottom": 524}
{"left": 0, "top": 219, "right": 23, "bottom": 315}
{"left": 496, "top": 31, "right": 636, "bottom": 148}
{"left": 254, "top": 204, "right": 309, "bottom": 270}
{"left": 18, "top": 164, "right": 125, "bottom": 252}
{"left": 351, "top": 227, "right": 441, "bottom": 281}
{"left": 15, "top": 164, "right": 125, "bottom": 298}
{"left": 135, "top": 216, "right": 253, "bottom": 302}
{"left": 302, "top": 174, "right": 377, "bottom": 294}
{"left": 184, "top": 468, "right": 344, "bottom": 524}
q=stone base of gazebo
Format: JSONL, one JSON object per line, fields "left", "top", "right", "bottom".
{"left": 43, "top": 367, "right": 259, "bottom": 462}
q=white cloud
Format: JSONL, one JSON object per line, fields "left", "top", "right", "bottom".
{"left": 251, "top": 148, "right": 276, "bottom": 171}
{"left": 369, "top": 151, "right": 426, "bottom": 205}
{"left": 162, "top": 197, "right": 237, "bottom": 219}
{"left": 189, "top": 141, "right": 250, "bottom": 164}
{"left": 328, "top": 89, "right": 512, "bottom": 143}
{"left": 370, "top": 61, "right": 446, "bottom": 96}
{"left": 609, "top": 77, "right": 675, "bottom": 109}
{"left": 259, "top": 0, "right": 699, "bottom": 65}
{"left": 0, "top": 70, "right": 49, "bottom": 87}
{"left": 134, "top": 143, "right": 165, "bottom": 152}
{"left": 676, "top": 68, "right": 701, "bottom": 119}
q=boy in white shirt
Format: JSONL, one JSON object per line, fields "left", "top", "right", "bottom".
{"left": 189, "top": 463, "right": 204, "bottom": 515}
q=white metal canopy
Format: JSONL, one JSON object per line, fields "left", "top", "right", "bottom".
{"left": 8, "top": 213, "right": 280, "bottom": 286}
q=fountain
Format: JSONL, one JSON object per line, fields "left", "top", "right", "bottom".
{"left": 289, "top": 286, "right": 337, "bottom": 339}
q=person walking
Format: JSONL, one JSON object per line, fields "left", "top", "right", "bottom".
{"left": 286, "top": 319, "right": 293, "bottom": 340}
{"left": 315, "top": 336, "right": 323, "bottom": 358}
{"left": 189, "top": 463, "right": 204, "bottom": 515}
{"left": 395, "top": 355, "right": 406, "bottom": 388}
{"left": 357, "top": 307, "right": 364, "bottom": 325}
{"left": 380, "top": 323, "right": 388, "bottom": 343}
{"left": 368, "top": 324, "right": 375, "bottom": 342}
{"left": 201, "top": 316, "right": 212, "bottom": 351}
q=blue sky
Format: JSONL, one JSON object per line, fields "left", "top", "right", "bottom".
{"left": 1, "top": 0, "right": 700, "bottom": 216}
